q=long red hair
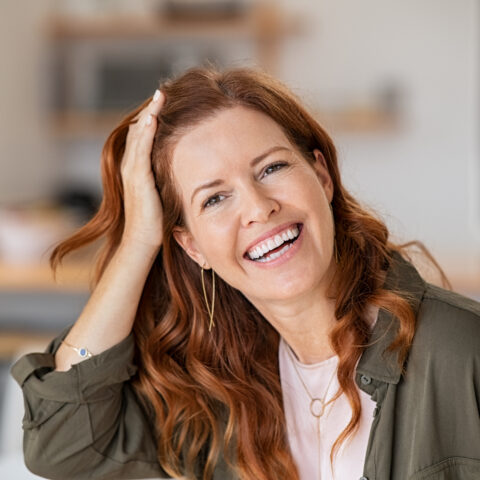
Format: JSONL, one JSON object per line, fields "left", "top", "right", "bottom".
{"left": 50, "top": 66, "right": 449, "bottom": 479}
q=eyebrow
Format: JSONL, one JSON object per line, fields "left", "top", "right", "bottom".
{"left": 190, "top": 145, "right": 291, "bottom": 205}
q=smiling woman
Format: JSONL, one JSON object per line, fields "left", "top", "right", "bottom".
{"left": 170, "top": 105, "right": 337, "bottom": 313}
{"left": 10, "top": 66, "right": 480, "bottom": 480}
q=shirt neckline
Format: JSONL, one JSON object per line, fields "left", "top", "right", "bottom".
{"left": 278, "top": 302, "right": 380, "bottom": 371}
{"left": 279, "top": 336, "right": 339, "bottom": 370}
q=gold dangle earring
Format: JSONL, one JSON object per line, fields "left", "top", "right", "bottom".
{"left": 201, "top": 264, "right": 216, "bottom": 331}
{"left": 329, "top": 203, "right": 340, "bottom": 264}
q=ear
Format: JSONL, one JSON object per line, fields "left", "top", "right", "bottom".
{"left": 311, "top": 149, "right": 334, "bottom": 203}
{"left": 172, "top": 226, "right": 210, "bottom": 269}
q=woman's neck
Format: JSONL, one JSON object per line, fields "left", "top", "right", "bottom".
{"left": 253, "top": 291, "right": 338, "bottom": 364}
{"left": 275, "top": 308, "right": 338, "bottom": 364}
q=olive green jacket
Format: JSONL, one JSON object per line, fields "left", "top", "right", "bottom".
{"left": 10, "top": 251, "right": 480, "bottom": 479}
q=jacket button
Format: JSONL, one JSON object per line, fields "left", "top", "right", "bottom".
{"left": 360, "top": 375, "right": 372, "bottom": 385}
{"left": 359, "top": 477, "right": 368, "bottom": 480}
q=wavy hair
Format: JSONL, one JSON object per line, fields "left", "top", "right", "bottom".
{"left": 50, "top": 65, "right": 449, "bottom": 480}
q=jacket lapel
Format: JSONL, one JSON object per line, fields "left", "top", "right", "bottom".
{"left": 355, "top": 250, "right": 427, "bottom": 478}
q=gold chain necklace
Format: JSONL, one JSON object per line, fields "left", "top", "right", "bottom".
{"left": 284, "top": 341, "right": 338, "bottom": 480}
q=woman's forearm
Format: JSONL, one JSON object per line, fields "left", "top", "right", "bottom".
{"left": 54, "top": 241, "right": 160, "bottom": 371}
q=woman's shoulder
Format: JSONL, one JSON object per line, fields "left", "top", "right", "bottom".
{"left": 413, "top": 283, "right": 480, "bottom": 359}
{"left": 423, "top": 283, "right": 480, "bottom": 316}
{"left": 421, "top": 283, "right": 480, "bottom": 327}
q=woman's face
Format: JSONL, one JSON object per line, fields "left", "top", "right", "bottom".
{"left": 171, "top": 105, "right": 336, "bottom": 309}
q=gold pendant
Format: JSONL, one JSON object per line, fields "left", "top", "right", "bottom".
{"left": 310, "top": 398, "right": 325, "bottom": 418}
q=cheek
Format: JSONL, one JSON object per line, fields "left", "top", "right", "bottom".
{"left": 201, "top": 222, "right": 237, "bottom": 258}
{"left": 294, "top": 178, "right": 333, "bottom": 244}
{"left": 289, "top": 173, "right": 328, "bottom": 208}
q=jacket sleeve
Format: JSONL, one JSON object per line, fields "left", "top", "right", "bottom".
{"left": 10, "top": 324, "right": 170, "bottom": 480}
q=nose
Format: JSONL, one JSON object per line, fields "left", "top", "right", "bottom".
{"left": 240, "top": 184, "right": 280, "bottom": 226}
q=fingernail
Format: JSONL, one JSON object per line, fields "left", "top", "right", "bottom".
{"left": 153, "top": 89, "right": 161, "bottom": 102}
{"left": 146, "top": 114, "right": 153, "bottom": 126}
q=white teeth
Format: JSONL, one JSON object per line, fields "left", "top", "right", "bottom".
{"left": 247, "top": 224, "right": 300, "bottom": 260}
{"left": 255, "top": 242, "right": 293, "bottom": 262}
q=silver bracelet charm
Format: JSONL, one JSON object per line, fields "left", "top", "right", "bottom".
{"left": 62, "top": 340, "right": 93, "bottom": 359}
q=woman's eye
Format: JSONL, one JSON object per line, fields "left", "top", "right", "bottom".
{"left": 203, "top": 194, "right": 225, "bottom": 209}
{"left": 263, "top": 162, "right": 287, "bottom": 177}
{"left": 202, "top": 162, "right": 288, "bottom": 209}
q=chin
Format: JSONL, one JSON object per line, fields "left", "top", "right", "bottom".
{"left": 263, "top": 276, "right": 319, "bottom": 302}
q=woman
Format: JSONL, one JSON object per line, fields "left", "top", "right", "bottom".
{"left": 11, "top": 66, "right": 480, "bottom": 480}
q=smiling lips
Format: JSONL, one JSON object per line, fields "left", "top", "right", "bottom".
{"left": 245, "top": 223, "right": 302, "bottom": 260}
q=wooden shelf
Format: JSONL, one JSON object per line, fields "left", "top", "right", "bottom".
{"left": 49, "top": 107, "right": 400, "bottom": 139}
{"left": 45, "top": 4, "right": 306, "bottom": 139}
{"left": 0, "top": 331, "right": 55, "bottom": 362}
{"left": 49, "top": 110, "right": 125, "bottom": 139}
{"left": 313, "top": 108, "right": 400, "bottom": 134}
{"left": 0, "top": 260, "right": 92, "bottom": 292}
{"left": 46, "top": 4, "right": 303, "bottom": 41}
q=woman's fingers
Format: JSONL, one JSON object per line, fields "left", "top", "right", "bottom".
{"left": 120, "top": 89, "right": 166, "bottom": 249}
{"left": 122, "top": 89, "right": 165, "bottom": 175}
{"left": 131, "top": 89, "right": 165, "bottom": 127}
{"left": 149, "top": 89, "right": 165, "bottom": 117}
{"left": 135, "top": 90, "right": 165, "bottom": 157}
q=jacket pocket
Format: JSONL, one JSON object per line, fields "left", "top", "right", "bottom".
{"left": 410, "top": 456, "right": 480, "bottom": 479}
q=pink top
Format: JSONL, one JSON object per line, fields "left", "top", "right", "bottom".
{"left": 278, "top": 305, "right": 379, "bottom": 480}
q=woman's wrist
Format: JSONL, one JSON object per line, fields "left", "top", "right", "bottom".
{"left": 118, "top": 237, "right": 162, "bottom": 264}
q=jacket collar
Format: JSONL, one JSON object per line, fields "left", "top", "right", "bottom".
{"left": 355, "top": 250, "right": 427, "bottom": 386}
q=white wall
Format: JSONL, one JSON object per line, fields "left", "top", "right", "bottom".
{"left": 278, "top": 0, "right": 480, "bottom": 274}
{"left": 0, "top": 0, "right": 57, "bottom": 204}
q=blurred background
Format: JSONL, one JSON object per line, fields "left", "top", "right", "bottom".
{"left": 0, "top": 0, "right": 479, "bottom": 477}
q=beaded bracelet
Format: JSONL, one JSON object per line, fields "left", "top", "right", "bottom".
{"left": 61, "top": 340, "right": 93, "bottom": 359}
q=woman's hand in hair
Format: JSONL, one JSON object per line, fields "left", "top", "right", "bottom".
{"left": 120, "top": 90, "right": 165, "bottom": 251}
